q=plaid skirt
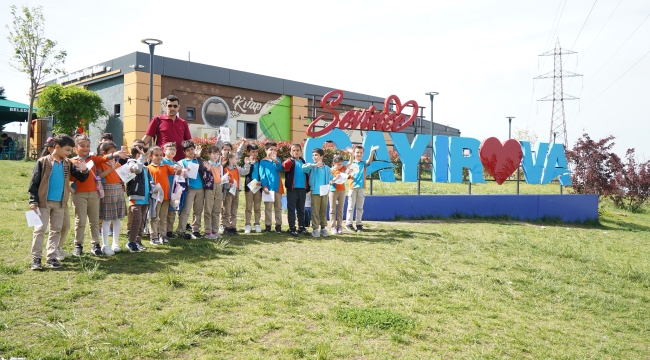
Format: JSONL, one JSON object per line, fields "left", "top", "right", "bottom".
{"left": 99, "top": 183, "right": 126, "bottom": 220}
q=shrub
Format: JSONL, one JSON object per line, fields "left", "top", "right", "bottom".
{"left": 610, "top": 149, "right": 650, "bottom": 212}
{"left": 566, "top": 133, "right": 622, "bottom": 201}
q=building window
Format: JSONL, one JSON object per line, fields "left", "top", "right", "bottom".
{"left": 186, "top": 107, "right": 196, "bottom": 120}
{"left": 114, "top": 104, "right": 121, "bottom": 117}
{"left": 237, "top": 121, "right": 257, "bottom": 140}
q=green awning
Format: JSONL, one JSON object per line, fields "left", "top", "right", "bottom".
{"left": 0, "top": 95, "right": 38, "bottom": 128}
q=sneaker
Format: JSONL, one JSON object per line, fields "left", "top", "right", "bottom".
{"left": 55, "top": 249, "right": 65, "bottom": 262}
{"left": 230, "top": 228, "right": 239, "bottom": 236}
{"left": 219, "top": 224, "right": 224, "bottom": 233}
{"left": 337, "top": 226, "right": 343, "bottom": 235}
{"left": 254, "top": 224, "right": 262, "bottom": 233}
{"left": 178, "top": 232, "right": 191, "bottom": 240}
{"left": 287, "top": 227, "right": 298, "bottom": 237}
{"left": 275, "top": 225, "right": 282, "bottom": 234}
{"left": 214, "top": 233, "right": 223, "bottom": 239}
{"left": 126, "top": 242, "right": 140, "bottom": 253}
{"left": 244, "top": 225, "right": 252, "bottom": 234}
{"left": 186, "top": 223, "right": 192, "bottom": 232}
{"left": 312, "top": 229, "right": 320, "bottom": 238}
{"left": 102, "top": 245, "right": 115, "bottom": 256}
{"left": 166, "top": 231, "right": 176, "bottom": 240}
{"left": 320, "top": 228, "right": 330, "bottom": 237}
{"left": 162, "top": 237, "right": 169, "bottom": 244}
{"left": 31, "top": 257, "right": 42, "bottom": 270}
{"left": 191, "top": 232, "right": 202, "bottom": 240}
{"left": 264, "top": 225, "right": 272, "bottom": 233}
{"left": 206, "top": 233, "right": 216, "bottom": 239}
{"left": 57, "top": 247, "right": 71, "bottom": 257}
{"left": 345, "top": 224, "right": 356, "bottom": 232}
{"left": 136, "top": 241, "right": 147, "bottom": 251}
{"left": 356, "top": 225, "right": 363, "bottom": 232}
{"left": 91, "top": 244, "right": 104, "bottom": 256}
{"left": 111, "top": 244, "right": 121, "bottom": 253}
{"left": 150, "top": 237, "right": 162, "bottom": 245}
{"left": 45, "top": 258, "right": 62, "bottom": 269}
{"left": 73, "top": 244, "right": 83, "bottom": 257}
{"left": 299, "top": 226, "right": 310, "bottom": 235}
{"left": 331, "top": 227, "right": 337, "bottom": 236}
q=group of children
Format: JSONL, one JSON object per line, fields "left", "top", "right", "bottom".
{"left": 28, "top": 132, "right": 376, "bottom": 270}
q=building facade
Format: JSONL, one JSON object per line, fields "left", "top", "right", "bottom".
{"left": 34, "top": 52, "right": 460, "bottom": 153}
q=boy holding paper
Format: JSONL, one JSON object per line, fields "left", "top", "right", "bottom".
{"left": 283, "top": 143, "right": 310, "bottom": 237}
{"left": 329, "top": 155, "right": 347, "bottom": 235}
{"left": 28, "top": 135, "right": 90, "bottom": 270}
{"left": 147, "top": 146, "right": 182, "bottom": 245}
{"left": 259, "top": 142, "right": 285, "bottom": 233}
{"left": 302, "top": 148, "right": 333, "bottom": 238}
{"left": 177, "top": 140, "right": 205, "bottom": 239}
{"left": 221, "top": 153, "right": 250, "bottom": 235}
{"left": 243, "top": 143, "right": 263, "bottom": 234}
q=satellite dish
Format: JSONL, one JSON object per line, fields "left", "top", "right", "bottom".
{"left": 201, "top": 97, "right": 231, "bottom": 128}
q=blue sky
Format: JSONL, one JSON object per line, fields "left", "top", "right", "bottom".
{"left": 1, "top": 0, "right": 649, "bottom": 158}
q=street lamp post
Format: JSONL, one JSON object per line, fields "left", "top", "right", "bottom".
{"left": 424, "top": 92, "right": 439, "bottom": 158}
{"left": 506, "top": 117, "right": 515, "bottom": 139}
{"left": 141, "top": 38, "right": 163, "bottom": 140}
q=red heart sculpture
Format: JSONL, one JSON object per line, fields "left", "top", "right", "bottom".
{"left": 479, "top": 137, "right": 523, "bottom": 185}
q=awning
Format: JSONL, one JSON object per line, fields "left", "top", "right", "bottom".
{"left": 0, "top": 95, "right": 38, "bottom": 129}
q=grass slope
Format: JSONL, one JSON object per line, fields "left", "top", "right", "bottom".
{"left": 0, "top": 160, "right": 648, "bottom": 359}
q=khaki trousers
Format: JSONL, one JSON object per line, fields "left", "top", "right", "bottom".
{"left": 311, "top": 193, "right": 329, "bottom": 230}
{"left": 245, "top": 190, "right": 262, "bottom": 226}
{"left": 346, "top": 188, "right": 365, "bottom": 226}
{"left": 32, "top": 201, "right": 65, "bottom": 260}
{"left": 264, "top": 192, "right": 282, "bottom": 227}
{"left": 58, "top": 199, "right": 71, "bottom": 249}
{"left": 166, "top": 207, "right": 176, "bottom": 235}
{"left": 204, "top": 184, "right": 223, "bottom": 234}
{"left": 177, "top": 188, "right": 204, "bottom": 233}
{"left": 151, "top": 200, "right": 169, "bottom": 239}
{"left": 222, "top": 190, "right": 240, "bottom": 228}
{"left": 72, "top": 191, "right": 101, "bottom": 246}
{"left": 328, "top": 190, "right": 346, "bottom": 228}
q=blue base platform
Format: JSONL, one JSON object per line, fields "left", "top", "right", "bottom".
{"left": 357, "top": 194, "right": 598, "bottom": 222}
{"left": 282, "top": 194, "right": 598, "bottom": 223}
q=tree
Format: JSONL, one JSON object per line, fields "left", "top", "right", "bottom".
{"left": 513, "top": 126, "right": 539, "bottom": 149}
{"left": 610, "top": 149, "right": 650, "bottom": 212}
{"left": 566, "top": 133, "right": 622, "bottom": 201}
{"left": 6, "top": 5, "right": 66, "bottom": 148}
{"left": 36, "top": 84, "right": 107, "bottom": 135}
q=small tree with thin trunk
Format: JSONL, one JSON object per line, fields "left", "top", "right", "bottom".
{"left": 36, "top": 84, "right": 107, "bottom": 136}
{"left": 610, "top": 149, "right": 650, "bottom": 213}
{"left": 5, "top": 5, "right": 66, "bottom": 149}
{"left": 566, "top": 133, "right": 622, "bottom": 201}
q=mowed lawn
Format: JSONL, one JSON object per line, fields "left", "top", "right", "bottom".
{"left": 0, "top": 160, "right": 649, "bottom": 359}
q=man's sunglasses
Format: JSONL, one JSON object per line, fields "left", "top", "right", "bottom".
{"left": 167, "top": 104, "right": 179, "bottom": 108}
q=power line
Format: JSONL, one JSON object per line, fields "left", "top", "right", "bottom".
{"left": 584, "top": 11, "right": 650, "bottom": 86}
{"left": 581, "top": 46, "right": 650, "bottom": 110}
{"left": 580, "top": 0, "right": 624, "bottom": 62}
{"left": 570, "top": 0, "right": 598, "bottom": 50}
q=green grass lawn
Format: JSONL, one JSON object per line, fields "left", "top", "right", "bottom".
{"left": 0, "top": 160, "right": 649, "bottom": 359}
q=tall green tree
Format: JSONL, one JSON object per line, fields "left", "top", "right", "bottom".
{"left": 6, "top": 5, "right": 66, "bottom": 148}
{"left": 36, "top": 84, "right": 107, "bottom": 135}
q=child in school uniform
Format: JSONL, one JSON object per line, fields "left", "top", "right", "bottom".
{"left": 96, "top": 142, "right": 127, "bottom": 255}
{"left": 283, "top": 143, "right": 310, "bottom": 237}
{"left": 302, "top": 148, "right": 334, "bottom": 238}
{"left": 329, "top": 155, "right": 347, "bottom": 235}
{"left": 202, "top": 145, "right": 224, "bottom": 239}
{"left": 28, "top": 135, "right": 90, "bottom": 270}
{"left": 243, "top": 143, "right": 262, "bottom": 234}
{"left": 125, "top": 144, "right": 148, "bottom": 252}
{"left": 162, "top": 142, "right": 178, "bottom": 239}
{"left": 345, "top": 145, "right": 379, "bottom": 232}
{"left": 147, "top": 146, "right": 182, "bottom": 245}
{"left": 126, "top": 139, "right": 147, "bottom": 238}
{"left": 70, "top": 134, "right": 128, "bottom": 257}
{"left": 222, "top": 153, "right": 251, "bottom": 235}
{"left": 176, "top": 140, "right": 206, "bottom": 239}
{"left": 259, "top": 142, "right": 284, "bottom": 233}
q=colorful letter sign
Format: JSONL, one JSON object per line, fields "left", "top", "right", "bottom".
{"left": 304, "top": 90, "right": 571, "bottom": 185}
